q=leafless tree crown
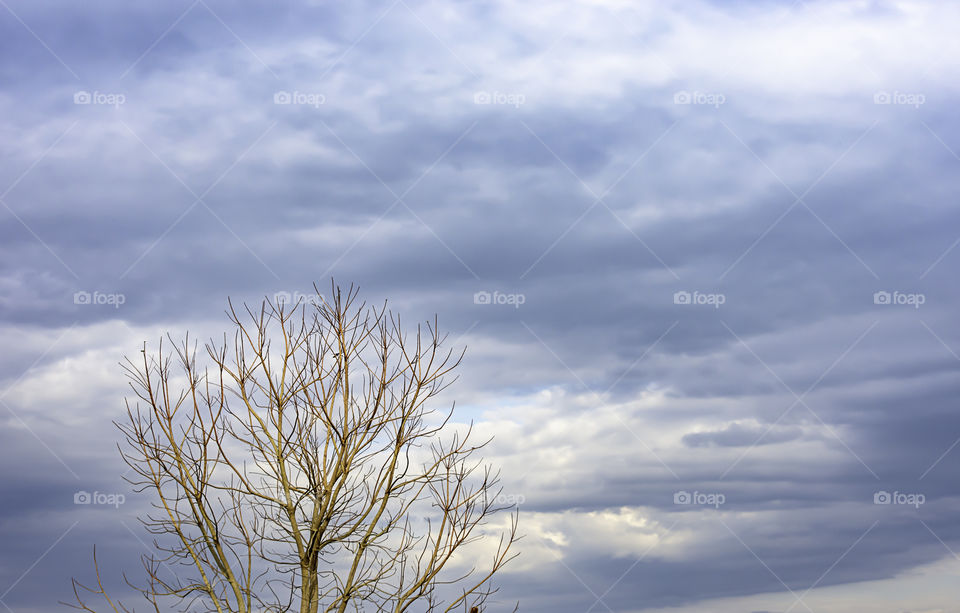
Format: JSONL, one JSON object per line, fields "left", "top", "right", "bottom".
{"left": 67, "top": 282, "right": 519, "bottom": 613}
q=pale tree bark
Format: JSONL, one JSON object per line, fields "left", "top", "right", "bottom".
{"left": 66, "top": 282, "right": 520, "bottom": 613}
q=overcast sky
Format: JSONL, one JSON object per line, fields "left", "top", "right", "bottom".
{"left": 1, "top": 1, "right": 960, "bottom": 612}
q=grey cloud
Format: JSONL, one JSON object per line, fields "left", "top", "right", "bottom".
{"left": 2, "top": 1, "right": 960, "bottom": 612}
{"left": 682, "top": 422, "right": 805, "bottom": 448}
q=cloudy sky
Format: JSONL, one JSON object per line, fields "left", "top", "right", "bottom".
{"left": 2, "top": 0, "right": 960, "bottom": 611}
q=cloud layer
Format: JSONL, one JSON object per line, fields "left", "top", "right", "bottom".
{"left": 2, "top": 0, "right": 960, "bottom": 611}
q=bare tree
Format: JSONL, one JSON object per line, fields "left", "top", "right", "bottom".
{"left": 67, "top": 282, "right": 520, "bottom": 613}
